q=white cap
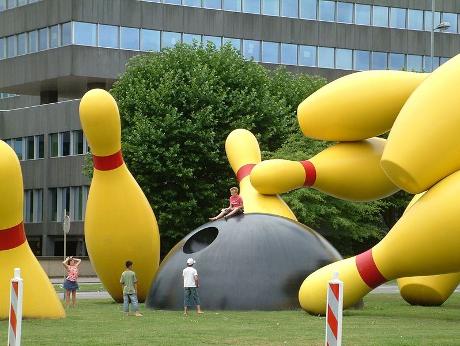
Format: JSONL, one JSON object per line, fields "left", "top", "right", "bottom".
{"left": 187, "top": 258, "right": 195, "bottom": 265}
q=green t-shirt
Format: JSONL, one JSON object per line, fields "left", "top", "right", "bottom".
{"left": 120, "top": 270, "right": 137, "bottom": 294}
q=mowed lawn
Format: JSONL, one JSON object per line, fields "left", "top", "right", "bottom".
{"left": 1, "top": 294, "right": 459, "bottom": 345}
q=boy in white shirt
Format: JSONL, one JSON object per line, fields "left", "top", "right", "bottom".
{"left": 183, "top": 258, "right": 204, "bottom": 316}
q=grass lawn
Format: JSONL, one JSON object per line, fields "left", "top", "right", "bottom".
{"left": 53, "top": 283, "right": 105, "bottom": 293}
{"left": 1, "top": 294, "right": 459, "bottom": 345}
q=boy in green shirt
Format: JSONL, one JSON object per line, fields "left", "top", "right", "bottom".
{"left": 120, "top": 260, "right": 142, "bottom": 317}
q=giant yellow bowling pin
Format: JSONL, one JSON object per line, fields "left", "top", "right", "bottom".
{"left": 79, "top": 89, "right": 160, "bottom": 302}
{"left": 0, "top": 140, "right": 65, "bottom": 319}
{"left": 397, "top": 192, "right": 460, "bottom": 306}
{"left": 225, "top": 129, "right": 296, "bottom": 220}
{"left": 250, "top": 137, "right": 399, "bottom": 201}
{"left": 297, "top": 71, "right": 427, "bottom": 141}
{"left": 299, "top": 169, "right": 460, "bottom": 315}
{"left": 381, "top": 55, "right": 460, "bottom": 194}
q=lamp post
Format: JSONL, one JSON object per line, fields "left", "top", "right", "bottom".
{"left": 63, "top": 209, "right": 71, "bottom": 260}
{"left": 430, "top": 0, "right": 450, "bottom": 72}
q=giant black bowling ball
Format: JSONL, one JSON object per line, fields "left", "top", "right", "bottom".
{"left": 146, "top": 213, "right": 341, "bottom": 310}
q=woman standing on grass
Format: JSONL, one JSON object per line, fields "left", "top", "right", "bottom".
{"left": 62, "top": 256, "right": 81, "bottom": 308}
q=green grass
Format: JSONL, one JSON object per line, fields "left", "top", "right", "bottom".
{"left": 53, "top": 283, "right": 105, "bottom": 293}
{"left": 1, "top": 294, "right": 459, "bottom": 345}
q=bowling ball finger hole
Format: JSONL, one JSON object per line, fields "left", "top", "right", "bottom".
{"left": 183, "top": 227, "right": 219, "bottom": 254}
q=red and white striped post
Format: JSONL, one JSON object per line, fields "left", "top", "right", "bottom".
{"left": 325, "top": 272, "right": 343, "bottom": 346}
{"left": 8, "top": 268, "right": 23, "bottom": 346}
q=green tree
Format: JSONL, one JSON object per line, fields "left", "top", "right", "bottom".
{"left": 110, "top": 43, "right": 325, "bottom": 256}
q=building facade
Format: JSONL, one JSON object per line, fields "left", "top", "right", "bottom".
{"left": 1, "top": 0, "right": 459, "bottom": 256}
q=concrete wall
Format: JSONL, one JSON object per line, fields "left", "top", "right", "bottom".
{"left": 38, "top": 256, "right": 96, "bottom": 278}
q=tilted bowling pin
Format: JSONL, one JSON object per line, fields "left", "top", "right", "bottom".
{"left": 297, "top": 71, "right": 427, "bottom": 141}
{"left": 225, "top": 129, "right": 296, "bottom": 220}
{"left": 298, "top": 169, "right": 460, "bottom": 315}
{"left": 250, "top": 137, "right": 399, "bottom": 202}
{"left": 381, "top": 54, "right": 460, "bottom": 194}
{"left": 79, "top": 89, "right": 160, "bottom": 302}
{"left": 0, "top": 140, "right": 65, "bottom": 319}
{"left": 397, "top": 192, "right": 460, "bottom": 306}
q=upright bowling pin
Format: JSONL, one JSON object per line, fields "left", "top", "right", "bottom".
{"left": 381, "top": 54, "right": 460, "bottom": 194}
{"left": 225, "top": 129, "right": 296, "bottom": 220}
{"left": 298, "top": 169, "right": 460, "bottom": 315}
{"left": 397, "top": 193, "right": 460, "bottom": 306}
{"left": 297, "top": 71, "right": 427, "bottom": 141}
{"left": 250, "top": 137, "right": 399, "bottom": 201}
{"left": 79, "top": 89, "right": 160, "bottom": 302}
{"left": 0, "top": 140, "right": 65, "bottom": 319}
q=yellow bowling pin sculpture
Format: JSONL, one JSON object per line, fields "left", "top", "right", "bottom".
{"left": 79, "top": 89, "right": 160, "bottom": 302}
{"left": 397, "top": 193, "right": 460, "bottom": 306}
{"left": 0, "top": 140, "right": 65, "bottom": 319}
{"left": 297, "top": 71, "right": 427, "bottom": 141}
{"left": 298, "top": 169, "right": 460, "bottom": 315}
{"left": 381, "top": 54, "right": 460, "bottom": 194}
{"left": 250, "top": 137, "right": 399, "bottom": 202}
{"left": 225, "top": 129, "right": 296, "bottom": 220}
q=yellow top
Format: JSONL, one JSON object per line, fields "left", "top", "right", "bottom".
{"left": 225, "top": 129, "right": 261, "bottom": 174}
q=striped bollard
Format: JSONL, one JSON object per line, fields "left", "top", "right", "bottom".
{"left": 8, "top": 268, "right": 23, "bottom": 346}
{"left": 325, "top": 272, "right": 343, "bottom": 346}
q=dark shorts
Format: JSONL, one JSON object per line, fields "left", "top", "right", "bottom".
{"left": 184, "top": 287, "right": 201, "bottom": 307}
{"left": 63, "top": 279, "right": 79, "bottom": 291}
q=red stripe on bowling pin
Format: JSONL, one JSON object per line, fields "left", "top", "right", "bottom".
{"left": 300, "top": 160, "right": 317, "bottom": 186}
{"left": 8, "top": 268, "right": 23, "bottom": 346}
{"left": 93, "top": 150, "right": 124, "bottom": 171}
{"left": 356, "top": 249, "right": 387, "bottom": 289}
{"left": 326, "top": 272, "right": 343, "bottom": 346}
{"left": 0, "top": 223, "right": 26, "bottom": 251}
{"left": 236, "top": 164, "right": 256, "bottom": 182}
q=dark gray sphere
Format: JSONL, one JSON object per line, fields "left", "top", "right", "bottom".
{"left": 146, "top": 213, "right": 341, "bottom": 310}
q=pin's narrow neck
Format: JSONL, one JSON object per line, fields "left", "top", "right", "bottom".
{"left": 93, "top": 150, "right": 124, "bottom": 171}
{"left": 300, "top": 160, "right": 316, "bottom": 186}
{"left": 0, "top": 222, "right": 26, "bottom": 251}
{"left": 236, "top": 164, "right": 256, "bottom": 182}
{"left": 355, "top": 249, "right": 387, "bottom": 289}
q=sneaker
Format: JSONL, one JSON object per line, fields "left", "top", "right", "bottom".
{"left": 135, "top": 313, "right": 143, "bottom": 317}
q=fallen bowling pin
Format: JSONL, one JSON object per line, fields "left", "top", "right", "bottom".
{"left": 298, "top": 169, "right": 460, "bottom": 315}
{"left": 79, "top": 89, "right": 160, "bottom": 302}
{"left": 250, "top": 137, "right": 399, "bottom": 201}
{"left": 0, "top": 140, "right": 65, "bottom": 319}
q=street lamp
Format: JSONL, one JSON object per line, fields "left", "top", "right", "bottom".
{"left": 430, "top": 0, "right": 450, "bottom": 72}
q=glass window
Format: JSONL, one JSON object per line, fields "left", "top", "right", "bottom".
{"left": 424, "top": 11, "right": 441, "bottom": 31}
{"left": 355, "top": 4, "right": 370, "bottom": 26}
{"left": 319, "top": 0, "right": 335, "bottom": 22}
{"left": 354, "top": 50, "right": 370, "bottom": 70}
{"left": 390, "top": 8, "right": 406, "bottom": 29}
{"left": 0, "top": 0, "right": 5, "bottom": 11}
{"left": 183, "top": 33, "right": 202, "bottom": 45}
{"left": 372, "top": 51, "right": 387, "bottom": 69}
{"left": 373, "top": 6, "right": 388, "bottom": 27}
{"left": 223, "top": 37, "right": 241, "bottom": 51}
{"left": 37, "top": 135, "right": 44, "bottom": 159}
{"left": 99, "top": 24, "right": 119, "bottom": 48}
{"left": 62, "top": 187, "right": 70, "bottom": 218}
{"left": 337, "top": 2, "right": 353, "bottom": 24}
{"left": 38, "top": 28, "right": 48, "bottom": 50}
{"left": 243, "top": 39, "right": 260, "bottom": 61}
{"left": 440, "top": 57, "right": 449, "bottom": 65}
{"left": 281, "top": 0, "right": 298, "bottom": 18}
{"left": 164, "top": 0, "right": 181, "bottom": 4}
{"left": 223, "top": 0, "right": 241, "bottom": 11}
{"left": 141, "top": 29, "right": 160, "bottom": 51}
{"left": 242, "top": 0, "right": 260, "bottom": 14}
{"left": 25, "top": 190, "right": 33, "bottom": 223}
{"left": 72, "top": 187, "right": 84, "bottom": 221}
{"left": 203, "top": 0, "right": 221, "bottom": 9}
{"left": 73, "top": 130, "right": 84, "bottom": 155}
{"left": 74, "top": 22, "right": 97, "bottom": 46}
{"left": 162, "top": 31, "right": 181, "bottom": 49}
{"left": 7, "top": 35, "right": 16, "bottom": 58}
{"left": 0, "top": 38, "right": 5, "bottom": 59}
{"left": 300, "top": 0, "right": 316, "bottom": 20}
{"left": 407, "top": 55, "right": 423, "bottom": 72}
{"left": 442, "top": 13, "right": 457, "bottom": 33}
{"left": 28, "top": 30, "right": 38, "bottom": 53}
{"left": 13, "top": 138, "right": 23, "bottom": 160}
{"left": 34, "top": 189, "right": 43, "bottom": 223}
{"left": 26, "top": 136, "right": 34, "bottom": 160}
{"left": 120, "top": 27, "right": 139, "bottom": 50}
{"left": 49, "top": 25, "right": 59, "bottom": 48}
{"left": 407, "top": 9, "right": 423, "bottom": 31}
{"left": 281, "top": 43, "right": 297, "bottom": 65}
{"left": 262, "top": 41, "right": 279, "bottom": 64}
{"left": 62, "top": 131, "right": 71, "bottom": 156}
{"left": 299, "top": 45, "right": 316, "bottom": 66}
{"left": 49, "top": 133, "right": 58, "bottom": 157}
{"left": 318, "top": 47, "right": 334, "bottom": 68}
{"left": 17, "top": 33, "right": 27, "bottom": 55}
{"left": 203, "top": 35, "right": 222, "bottom": 48}
{"left": 389, "top": 53, "right": 405, "bottom": 70}
{"left": 336, "top": 48, "right": 352, "bottom": 70}
{"left": 423, "top": 56, "right": 440, "bottom": 72}
{"left": 49, "top": 188, "right": 57, "bottom": 221}
{"left": 184, "top": 0, "right": 201, "bottom": 6}
{"left": 7, "top": 0, "right": 15, "bottom": 9}
{"left": 61, "top": 22, "right": 72, "bottom": 46}
{"left": 263, "top": 0, "right": 279, "bottom": 16}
